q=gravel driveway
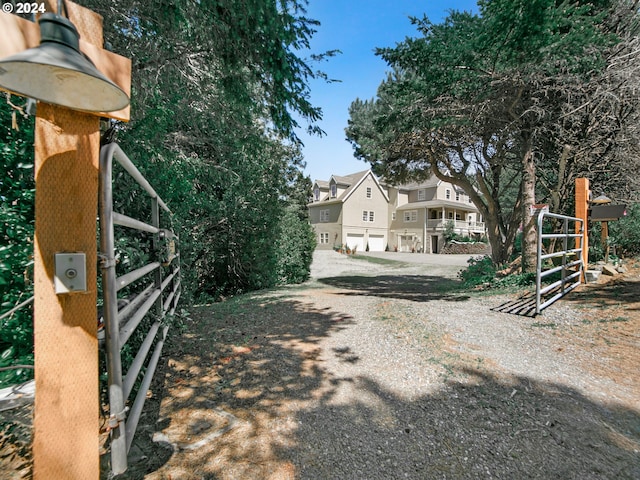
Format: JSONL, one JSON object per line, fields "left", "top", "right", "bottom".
{"left": 117, "top": 250, "right": 639, "bottom": 479}
{"left": 310, "top": 250, "right": 474, "bottom": 277}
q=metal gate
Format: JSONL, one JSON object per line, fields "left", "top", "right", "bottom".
{"left": 99, "top": 143, "right": 181, "bottom": 475}
{"left": 535, "top": 211, "right": 584, "bottom": 314}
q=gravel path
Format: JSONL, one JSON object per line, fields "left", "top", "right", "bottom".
{"left": 123, "top": 251, "right": 639, "bottom": 479}
{"left": 309, "top": 251, "right": 473, "bottom": 279}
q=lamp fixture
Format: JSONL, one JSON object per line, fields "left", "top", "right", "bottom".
{"left": 591, "top": 194, "right": 612, "bottom": 205}
{"left": 0, "top": 10, "right": 129, "bottom": 112}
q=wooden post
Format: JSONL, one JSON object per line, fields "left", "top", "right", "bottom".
{"left": 0, "top": 4, "right": 130, "bottom": 478}
{"left": 575, "top": 178, "right": 590, "bottom": 281}
{"left": 33, "top": 104, "right": 101, "bottom": 480}
{"left": 32, "top": 5, "right": 104, "bottom": 479}
{"left": 601, "top": 221, "right": 609, "bottom": 263}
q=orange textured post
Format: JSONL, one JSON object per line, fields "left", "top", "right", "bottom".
{"left": 24, "top": 3, "right": 127, "bottom": 479}
{"left": 575, "top": 178, "right": 590, "bottom": 281}
{"left": 33, "top": 105, "right": 100, "bottom": 480}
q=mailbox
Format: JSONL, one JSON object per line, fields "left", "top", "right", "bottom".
{"left": 589, "top": 204, "right": 626, "bottom": 221}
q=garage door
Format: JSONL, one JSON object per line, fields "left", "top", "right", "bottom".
{"left": 367, "top": 235, "right": 385, "bottom": 252}
{"left": 346, "top": 234, "right": 365, "bottom": 252}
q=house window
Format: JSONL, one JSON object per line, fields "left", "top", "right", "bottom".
{"left": 362, "top": 210, "right": 374, "bottom": 222}
{"left": 320, "top": 209, "right": 329, "bottom": 222}
{"left": 330, "top": 184, "right": 337, "bottom": 198}
{"left": 404, "top": 210, "right": 417, "bottom": 222}
{"left": 366, "top": 187, "right": 372, "bottom": 198}
{"left": 445, "top": 189, "right": 451, "bottom": 200}
{"left": 456, "top": 213, "right": 461, "bottom": 220}
{"left": 448, "top": 212, "right": 454, "bottom": 219}
{"left": 455, "top": 192, "right": 460, "bottom": 201}
{"left": 320, "top": 233, "right": 329, "bottom": 244}
{"left": 418, "top": 189, "right": 426, "bottom": 201}
{"left": 314, "top": 187, "right": 320, "bottom": 201}
{"left": 369, "top": 211, "right": 375, "bottom": 222}
{"left": 392, "top": 212, "right": 396, "bottom": 221}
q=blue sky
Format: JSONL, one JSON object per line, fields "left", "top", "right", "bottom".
{"left": 294, "top": 0, "right": 479, "bottom": 182}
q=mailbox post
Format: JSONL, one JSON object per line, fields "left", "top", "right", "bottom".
{"left": 589, "top": 201, "right": 627, "bottom": 263}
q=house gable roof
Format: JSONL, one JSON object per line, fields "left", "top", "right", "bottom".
{"left": 340, "top": 170, "right": 389, "bottom": 203}
{"left": 310, "top": 170, "right": 389, "bottom": 205}
{"left": 389, "top": 176, "right": 441, "bottom": 191}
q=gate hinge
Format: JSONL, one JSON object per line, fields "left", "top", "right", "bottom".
{"left": 98, "top": 254, "right": 117, "bottom": 269}
{"left": 108, "top": 407, "right": 128, "bottom": 429}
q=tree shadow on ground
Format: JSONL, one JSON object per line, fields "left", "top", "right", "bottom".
{"left": 283, "top": 370, "right": 640, "bottom": 479}
{"left": 112, "top": 289, "right": 639, "bottom": 480}
{"left": 563, "top": 274, "right": 640, "bottom": 312}
{"left": 112, "top": 291, "right": 355, "bottom": 479}
{"left": 318, "top": 274, "right": 469, "bottom": 302}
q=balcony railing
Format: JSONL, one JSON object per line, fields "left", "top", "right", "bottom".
{"left": 426, "top": 219, "right": 485, "bottom": 231}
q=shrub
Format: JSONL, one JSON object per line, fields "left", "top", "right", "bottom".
{"left": 443, "top": 221, "right": 455, "bottom": 242}
{"left": 494, "top": 272, "right": 536, "bottom": 287}
{"left": 458, "top": 255, "right": 535, "bottom": 289}
{"left": 458, "top": 256, "right": 496, "bottom": 287}
{"left": 275, "top": 205, "right": 316, "bottom": 284}
{"left": 0, "top": 98, "right": 35, "bottom": 388}
{"left": 610, "top": 203, "right": 640, "bottom": 257}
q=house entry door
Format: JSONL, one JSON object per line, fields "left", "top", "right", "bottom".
{"left": 431, "top": 235, "right": 439, "bottom": 254}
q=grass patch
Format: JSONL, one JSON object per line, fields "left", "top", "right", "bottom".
{"left": 598, "top": 316, "right": 629, "bottom": 323}
{"left": 349, "top": 254, "right": 408, "bottom": 267}
{"left": 531, "top": 322, "right": 557, "bottom": 329}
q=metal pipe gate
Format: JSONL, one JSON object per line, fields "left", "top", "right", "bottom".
{"left": 99, "top": 143, "right": 181, "bottom": 475}
{"left": 535, "top": 211, "right": 584, "bottom": 314}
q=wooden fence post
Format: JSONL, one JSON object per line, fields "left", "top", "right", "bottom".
{"left": 575, "top": 178, "right": 590, "bottom": 281}
{"left": 0, "top": 3, "right": 130, "bottom": 478}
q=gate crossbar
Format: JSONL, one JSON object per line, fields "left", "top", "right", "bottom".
{"left": 99, "top": 143, "right": 181, "bottom": 476}
{"left": 535, "top": 211, "right": 584, "bottom": 314}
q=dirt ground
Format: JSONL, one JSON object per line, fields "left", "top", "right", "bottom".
{"left": 113, "top": 257, "right": 638, "bottom": 479}
{"left": 1, "top": 256, "right": 639, "bottom": 479}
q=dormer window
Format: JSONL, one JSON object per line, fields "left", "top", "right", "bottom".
{"left": 445, "top": 189, "right": 451, "bottom": 200}
{"left": 418, "top": 189, "right": 426, "bottom": 201}
{"left": 455, "top": 192, "right": 460, "bottom": 201}
{"left": 330, "top": 184, "right": 337, "bottom": 198}
{"left": 314, "top": 187, "right": 320, "bottom": 201}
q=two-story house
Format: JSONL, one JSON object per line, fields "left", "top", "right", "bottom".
{"left": 389, "top": 177, "right": 484, "bottom": 253}
{"left": 308, "top": 170, "right": 485, "bottom": 253}
{"left": 308, "top": 170, "right": 390, "bottom": 252}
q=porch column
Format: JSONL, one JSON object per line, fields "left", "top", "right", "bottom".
{"left": 423, "top": 208, "right": 427, "bottom": 253}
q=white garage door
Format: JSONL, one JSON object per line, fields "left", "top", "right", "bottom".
{"left": 368, "top": 235, "right": 385, "bottom": 252}
{"left": 346, "top": 234, "right": 365, "bottom": 252}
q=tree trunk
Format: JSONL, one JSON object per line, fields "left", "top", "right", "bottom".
{"left": 485, "top": 216, "right": 511, "bottom": 265}
{"left": 521, "top": 132, "right": 537, "bottom": 273}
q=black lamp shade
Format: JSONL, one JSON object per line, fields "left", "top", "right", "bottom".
{"left": 0, "top": 13, "right": 129, "bottom": 112}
